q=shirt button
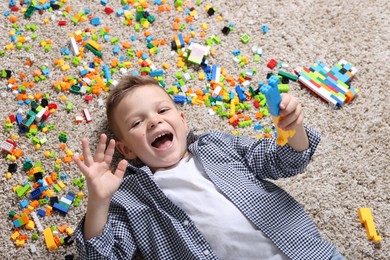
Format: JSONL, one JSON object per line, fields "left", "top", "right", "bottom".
{"left": 183, "top": 220, "right": 189, "bottom": 226}
{"left": 203, "top": 249, "right": 210, "bottom": 255}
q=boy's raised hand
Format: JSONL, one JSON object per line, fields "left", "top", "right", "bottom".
{"left": 278, "top": 93, "right": 309, "bottom": 152}
{"left": 277, "top": 93, "right": 304, "bottom": 131}
{"left": 74, "top": 134, "right": 127, "bottom": 207}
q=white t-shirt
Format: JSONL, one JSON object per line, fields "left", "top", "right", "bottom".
{"left": 154, "top": 155, "right": 289, "bottom": 260}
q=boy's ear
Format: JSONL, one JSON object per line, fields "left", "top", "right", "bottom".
{"left": 180, "top": 111, "right": 188, "bottom": 129}
{"left": 116, "top": 141, "right": 137, "bottom": 160}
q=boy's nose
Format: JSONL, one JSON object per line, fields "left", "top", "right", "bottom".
{"left": 148, "top": 115, "right": 162, "bottom": 129}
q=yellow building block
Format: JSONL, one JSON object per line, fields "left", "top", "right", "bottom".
{"left": 87, "top": 39, "right": 102, "bottom": 51}
{"left": 271, "top": 116, "right": 296, "bottom": 146}
{"left": 66, "top": 227, "right": 74, "bottom": 236}
{"left": 198, "top": 71, "right": 205, "bottom": 80}
{"left": 26, "top": 220, "right": 35, "bottom": 230}
{"left": 358, "top": 208, "right": 382, "bottom": 242}
{"left": 15, "top": 239, "right": 25, "bottom": 247}
{"left": 61, "top": 64, "right": 70, "bottom": 72}
{"left": 57, "top": 181, "right": 66, "bottom": 189}
{"left": 11, "top": 231, "right": 20, "bottom": 240}
{"left": 43, "top": 227, "right": 58, "bottom": 250}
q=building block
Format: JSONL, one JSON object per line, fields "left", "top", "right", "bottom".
{"left": 260, "top": 75, "right": 295, "bottom": 146}
{"left": 358, "top": 208, "right": 382, "bottom": 242}
{"left": 43, "top": 227, "right": 58, "bottom": 250}
{"left": 186, "top": 42, "right": 210, "bottom": 65}
{"left": 16, "top": 183, "right": 31, "bottom": 198}
{"left": 297, "top": 60, "right": 358, "bottom": 107}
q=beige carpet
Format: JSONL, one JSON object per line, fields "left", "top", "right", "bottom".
{"left": 0, "top": 0, "right": 389, "bottom": 259}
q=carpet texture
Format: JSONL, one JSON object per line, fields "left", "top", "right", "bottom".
{"left": 0, "top": 0, "right": 389, "bottom": 259}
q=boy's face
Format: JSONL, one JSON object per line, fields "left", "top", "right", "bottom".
{"left": 115, "top": 84, "right": 189, "bottom": 172}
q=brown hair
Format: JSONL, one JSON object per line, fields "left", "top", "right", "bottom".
{"left": 106, "top": 75, "right": 164, "bottom": 139}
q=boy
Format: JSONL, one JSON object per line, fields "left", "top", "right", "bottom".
{"left": 74, "top": 75, "right": 343, "bottom": 259}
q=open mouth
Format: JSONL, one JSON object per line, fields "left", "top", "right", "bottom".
{"left": 151, "top": 132, "right": 174, "bottom": 149}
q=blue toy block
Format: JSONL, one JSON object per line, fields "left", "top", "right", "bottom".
{"left": 66, "top": 192, "right": 76, "bottom": 202}
{"left": 53, "top": 202, "right": 70, "bottom": 215}
{"left": 267, "top": 74, "right": 280, "bottom": 88}
{"left": 178, "top": 34, "right": 185, "bottom": 48}
{"left": 30, "top": 187, "right": 43, "bottom": 200}
{"left": 203, "top": 66, "right": 211, "bottom": 73}
{"left": 254, "top": 124, "right": 263, "bottom": 131}
{"left": 102, "top": 65, "right": 111, "bottom": 80}
{"left": 80, "top": 69, "right": 89, "bottom": 76}
{"left": 235, "top": 85, "right": 246, "bottom": 101}
{"left": 146, "top": 35, "right": 153, "bottom": 42}
{"left": 343, "top": 63, "right": 352, "bottom": 71}
{"left": 211, "top": 65, "right": 218, "bottom": 80}
{"left": 260, "top": 83, "right": 281, "bottom": 116}
{"left": 16, "top": 113, "right": 23, "bottom": 125}
{"left": 116, "top": 9, "right": 125, "bottom": 16}
{"left": 149, "top": 70, "right": 164, "bottom": 77}
{"left": 91, "top": 17, "right": 101, "bottom": 26}
{"left": 37, "top": 209, "right": 46, "bottom": 217}
{"left": 13, "top": 218, "right": 23, "bottom": 228}
{"left": 20, "top": 200, "right": 29, "bottom": 208}
{"left": 173, "top": 95, "right": 186, "bottom": 104}
{"left": 112, "top": 45, "right": 120, "bottom": 54}
{"left": 262, "top": 24, "right": 269, "bottom": 33}
{"left": 41, "top": 68, "right": 50, "bottom": 75}
{"left": 232, "top": 49, "right": 240, "bottom": 56}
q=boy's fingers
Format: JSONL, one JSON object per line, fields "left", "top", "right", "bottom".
{"left": 104, "top": 139, "right": 116, "bottom": 164}
{"left": 279, "top": 95, "right": 298, "bottom": 117}
{"left": 114, "top": 159, "right": 128, "bottom": 181}
{"left": 82, "top": 138, "right": 94, "bottom": 167}
{"left": 73, "top": 155, "right": 90, "bottom": 177}
{"left": 279, "top": 104, "right": 302, "bottom": 129}
{"left": 95, "top": 134, "right": 108, "bottom": 161}
{"left": 279, "top": 93, "right": 290, "bottom": 112}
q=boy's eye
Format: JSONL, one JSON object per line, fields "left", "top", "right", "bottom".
{"left": 131, "top": 121, "right": 141, "bottom": 128}
{"left": 159, "top": 108, "right": 169, "bottom": 113}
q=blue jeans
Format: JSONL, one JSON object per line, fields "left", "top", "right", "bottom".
{"left": 330, "top": 249, "right": 345, "bottom": 260}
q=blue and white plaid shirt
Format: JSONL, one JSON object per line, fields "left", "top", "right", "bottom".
{"left": 75, "top": 127, "right": 336, "bottom": 259}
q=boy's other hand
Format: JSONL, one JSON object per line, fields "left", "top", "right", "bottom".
{"left": 74, "top": 134, "right": 127, "bottom": 207}
{"left": 277, "top": 93, "right": 304, "bottom": 131}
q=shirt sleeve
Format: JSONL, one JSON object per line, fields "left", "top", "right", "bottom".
{"left": 75, "top": 205, "right": 137, "bottom": 259}
{"left": 240, "top": 125, "right": 321, "bottom": 180}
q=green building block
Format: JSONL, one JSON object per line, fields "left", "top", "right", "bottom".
{"left": 240, "top": 34, "right": 250, "bottom": 44}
